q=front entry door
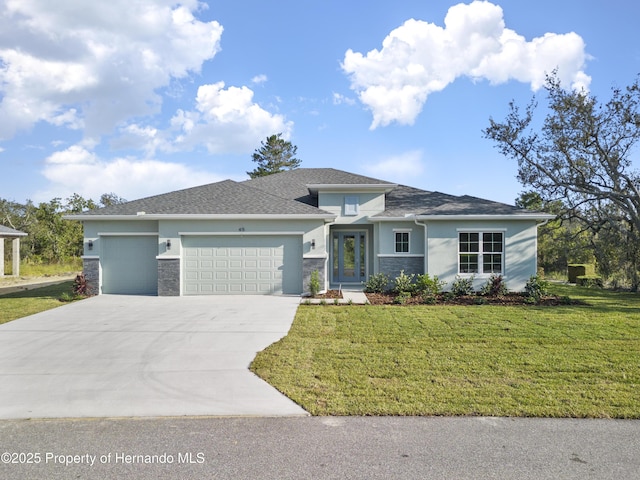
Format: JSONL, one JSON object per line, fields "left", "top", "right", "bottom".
{"left": 333, "top": 232, "right": 366, "bottom": 284}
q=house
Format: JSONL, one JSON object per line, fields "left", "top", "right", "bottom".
{"left": 65, "top": 168, "right": 554, "bottom": 296}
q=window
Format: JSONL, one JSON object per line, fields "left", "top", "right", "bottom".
{"left": 344, "top": 196, "right": 359, "bottom": 216}
{"left": 458, "top": 232, "right": 503, "bottom": 274}
{"left": 395, "top": 231, "right": 410, "bottom": 253}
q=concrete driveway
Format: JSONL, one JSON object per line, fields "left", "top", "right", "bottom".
{"left": 0, "top": 295, "right": 308, "bottom": 419}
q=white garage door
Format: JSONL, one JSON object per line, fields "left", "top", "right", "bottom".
{"left": 101, "top": 235, "right": 158, "bottom": 295}
{"left": 183, "top": 235, "right": 302, "bottom": 295}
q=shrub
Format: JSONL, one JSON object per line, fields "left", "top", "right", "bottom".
{"left": 524, "top": 275, "right": 549, "bottom": 300}
{"left": 363, "top": 273, "right": 390, "bottom": 293}
{"left": 393, "top": 270, "right": 415, "bottom": 295}
{"left": 415, "top": 273, "right": 445, "bottom": 296}
{"left": 309, "top": 270, "right": 320, "bottom": 297}
{"left": 451, "top": 275, "right": 475, "bottom": 296}
{"left": 480, "top": 274, "right": 508, "bottom": 297}
{"left": 577, "top": 275, "right": 603, "bottom": 288}
{"left": 73, "top": 273, "right": 88, "bottom": 296}
{"left": 421, "top": 294, "right": 437, "bottom": 305}
{"left": 393, "top": 291, "right": 412, "bottom": 304}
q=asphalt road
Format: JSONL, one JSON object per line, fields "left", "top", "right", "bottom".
{"left": 1, "top": 416, "right": 638, "bottom": 479}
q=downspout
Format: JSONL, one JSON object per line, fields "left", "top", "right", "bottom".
{"left": 414, "top": 217, "right": 428, "bottom": 274}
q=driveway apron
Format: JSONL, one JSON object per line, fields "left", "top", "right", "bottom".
{"left": 0, "top": 295, "right": 307, "bottom": 419}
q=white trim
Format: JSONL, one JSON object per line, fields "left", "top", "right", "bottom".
{"left": 457, "top": 227, "right": 507, "bottom": 232}
{"left": 416, "top": 214, "right": 555, "bottom": 221}
{"left": 378, "top": 254, "right": 424, "bottom": 258}
{"left": 156, "top": 255, "right": 181, "bottom": 260}
{"left": 370, "top": 214, "right": 555, "bottom": 222}
{"left": 307, "top": 184, "right": 397, "bottom": 194}
{"left": 304, "top": 254, "right": 329, "bottom": 259}
{"left": 178, "top": 231, "right": 304, "bottom": 236}
{"left": 65, "top": 213, "right": 336, "bottom": 221}
{"left": 81, "top": 255, "right": 99, "bottom": 259}
{"left": 394, "top": 230, "right": 411, "bottom": 254}
{"left": 393, "top": 228, "right": 413, "bottom": 232}
{"left": 98, "top": 232, "right": 159, "bottom": 236}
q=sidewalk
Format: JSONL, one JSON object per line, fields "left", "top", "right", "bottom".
{"left": 301, "top": 290, "right": 369, "bottom": 305}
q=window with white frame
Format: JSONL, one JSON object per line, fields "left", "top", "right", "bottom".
{"left": 394, "top": 231, "right": 410, "bottom": 253}
{"left": 458, "top": 232, "right": 503, "bottom": 274}
{"left": 344, "top": 196, "right": 359, "bottom": 216}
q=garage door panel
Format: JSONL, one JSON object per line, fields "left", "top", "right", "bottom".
{"left": 183, "top": 236, "right": 302, "bottom": 295}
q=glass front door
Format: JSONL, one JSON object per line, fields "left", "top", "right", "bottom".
{"left": 333, "top": 232, "right": 366, "bottom": 283}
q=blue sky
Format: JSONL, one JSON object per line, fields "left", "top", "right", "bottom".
{"left": 1, "top": 0, "right": 639, "bottom": 205}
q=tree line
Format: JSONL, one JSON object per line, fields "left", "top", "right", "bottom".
{"left": 0, "top": 193, "right": 125, "bottom": 265}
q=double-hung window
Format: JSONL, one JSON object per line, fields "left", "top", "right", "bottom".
{"left": 459, "top": 232, "right": 503, "bottom": 274}
{"left": 394, "top": 231, "right": 410, "bottom": 253}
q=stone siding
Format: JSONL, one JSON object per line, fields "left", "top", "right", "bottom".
{"left": 158, "top": 258, "right": 181, "bottom": 296}
{"left": 83, "top": 257, "right": 100, "bottom": 296}
{"left": 379, "top": 256, "right": 424, "bottom": 281}
{"left": 303, "top": 257, "right": 326, "bottom": 294}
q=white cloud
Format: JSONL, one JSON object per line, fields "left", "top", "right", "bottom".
{"left": 168, "top": 82, "right": 292, "bottom": 154}
{"left": 342, "top": 0, "right": 591, "bottom": 129}
{"left": 332, "top": 92, "right": 356, "bottom": 106}
{"left": 40, "top": 144, "right": 224, "bottom": 202}
{"left": 0, "top": 0, "right": 223, "bottom": 139}
{"left": 364, "top": 150, "right": 425, "bottom": 183}
{"left": 251, "top": 74, "right": 268, "bottom": 84}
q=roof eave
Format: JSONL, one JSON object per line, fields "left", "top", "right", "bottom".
{"left": 64, "top": 213, "right": 337, "bottom": 221}
{"left": 370, "top": 213, "right": 556, "bottom": 222}
{"left": 306, "top": 183, "right": 397, "bottom": 194}
{"left": 414, "top": 213, "right": 557, "bottom": 221}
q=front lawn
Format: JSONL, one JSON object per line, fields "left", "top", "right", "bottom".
{"left": 251, "top": 284, "right": 640, "bottom": 417}
{"left": 0, "top": 281, "right": 76, "bottom": 325}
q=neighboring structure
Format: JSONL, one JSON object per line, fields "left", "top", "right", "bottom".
{"left": 0, "top": 225, "right": 27, "bottom": 277}
{"left": 65, "top": 168, "right": 554, "bottom": 296}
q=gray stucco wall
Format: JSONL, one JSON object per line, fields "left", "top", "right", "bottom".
{"left": 303, "top": 257, "right": 326, "bottom": 294}
{"left": 158, "top": 258, "right": 180, "bottom": 296}
{"left": 83, "top": 257, "right": 99, "bottom": 296}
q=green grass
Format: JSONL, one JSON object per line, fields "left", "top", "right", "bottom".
{"left": 18, "top": 258, "right": 83, "bottom": 277}
{"left": 251, "top": 284, "right": 640, "bottom": 418}
{"left": 0, "top": 282, "right": 76, "bottom": 325}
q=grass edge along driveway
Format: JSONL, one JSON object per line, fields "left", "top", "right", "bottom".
{"left": 251, "top": 284, "right": 640, "bottom": 418}
{"left": 0, "top": 282, "right": 75, "bottom": 325}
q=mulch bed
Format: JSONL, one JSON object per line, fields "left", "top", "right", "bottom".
{"left": 312, "top": 290, "right": 343, "bottom": 299}
{"left": 364, "top": 292, "right": 582, "bottom": 306}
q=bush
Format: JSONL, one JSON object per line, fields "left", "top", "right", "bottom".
{"left": 480, "top": 274, "right": 508, "bottom": 297}
{"left": 577, "top": 275, "right": 603, "bottom": 288}
{"left": 525, "top": 275, "right": 549, "bottom": 300}
{"left": 73, "top": 273, "right": 88, "bottom": 296}
{"left": 393, "top": 270, "right": 415, "bottom": 295}
{"left": 451, "top": 275, "right": 475, "bottom": 296}
{"left": 309, "top": 270, "right": 320, "bottom": 297}
{"left": 363, "top": 273, "right": 390, "bottom": 293}
{"left": 393, "top": 291, "right": 412, "bottom": 305}
{"left": 415, "top": 273, "right": 445, "bottom": 296}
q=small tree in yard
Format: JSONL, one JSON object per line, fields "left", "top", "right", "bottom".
{"left": 484, "top": 73, "right": 640, "bottom": 290}
{"left": 247, "top": 133, "right": 301, "bottom": 178}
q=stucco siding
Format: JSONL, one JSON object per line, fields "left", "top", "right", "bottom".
{"left": 426, "top": 220, "right": 538, "bottom": 292}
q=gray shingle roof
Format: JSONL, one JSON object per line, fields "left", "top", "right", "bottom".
{"left": 0, "top": 225, "right": 27, "bottom": 237}
{"left": 243, "top": 168, "right": 394, "bottom": 206}
{"left": 75, "top": 167, "right": 543, "bottom": 218}
{"left": 78, "top": 179, "right": 332, "bottom": 216}
{"left": 375, "top": 185, "right": 535, "bottom": 217}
